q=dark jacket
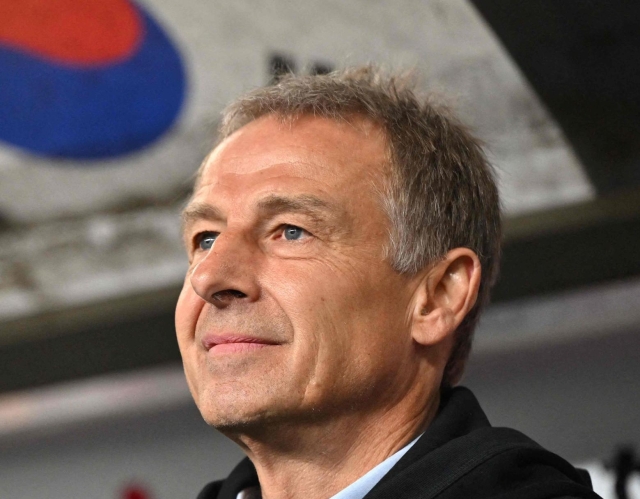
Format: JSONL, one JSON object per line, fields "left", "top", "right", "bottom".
{"left": 197, "top": 387, "right": 601, "bottom": 499}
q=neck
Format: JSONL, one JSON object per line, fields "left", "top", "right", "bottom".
{"left": 227, "top": 385, "right": 441, "bottom": 499}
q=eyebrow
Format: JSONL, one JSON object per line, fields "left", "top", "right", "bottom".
{"left": 181, "top": 203, "right": 225, "bottom": 232}
{"left": 256, "top": 194, "right": 336, "bottom": 221}
{"left": 181, "top": 194, "right": 343, "bottom": 234}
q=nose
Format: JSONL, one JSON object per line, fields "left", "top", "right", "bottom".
{"left": 189, "top": 230, "right": 260, "bottom": 308}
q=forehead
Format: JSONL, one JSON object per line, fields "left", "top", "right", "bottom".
{"left": 195, "top": 114, "right": 389, "bottom": 199}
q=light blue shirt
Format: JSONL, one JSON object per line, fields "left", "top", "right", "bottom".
{"left": 329, "top": 433, "right": 422, "bottom": 499}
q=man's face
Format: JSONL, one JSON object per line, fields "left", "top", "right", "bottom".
{"left": 176, "top": 115, "right": 419, "bottom": 430}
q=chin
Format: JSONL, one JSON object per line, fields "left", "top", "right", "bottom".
{"left": 196, "top": 387, "right": 291, "bottom": 432}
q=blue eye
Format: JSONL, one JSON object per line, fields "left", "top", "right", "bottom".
{"left": 197, "top": 232, "right": 218, "bottom": 250}
{"left": 283, "top": 225, "right": 306, "bottom": 241}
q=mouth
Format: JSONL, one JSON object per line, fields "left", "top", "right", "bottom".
{"left": 201, "top": 334, "right": 280, "bottom": 355}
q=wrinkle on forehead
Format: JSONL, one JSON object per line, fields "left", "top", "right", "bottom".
{"left": 191, "top": 115, "right": 392, "bottom": 229}
{"left": 208, "top": 115, "right": 386, "bottom": 170}
{"left": 203, "top": 159, "right": 331, "bottom": 182}
{"left": 194, "top": 114, "right": 390, "bottom": 193}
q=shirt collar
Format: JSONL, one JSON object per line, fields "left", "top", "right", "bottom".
{"left": 329, "top": 433, "right": 423, "bottom": 499}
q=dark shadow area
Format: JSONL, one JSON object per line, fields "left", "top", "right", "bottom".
{"left": 471, "top": 0, "right": 640, "bottom": 193}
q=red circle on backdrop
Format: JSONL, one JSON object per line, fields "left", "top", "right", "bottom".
{"left": 0, "top": 0, "right": 141, "bottom": 64}
{"left": 121, "top": 484, "right": 153, "bottom": 499}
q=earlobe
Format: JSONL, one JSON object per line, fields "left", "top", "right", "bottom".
{"left": 411, "top": 248, "right": 481, "bottom": 347}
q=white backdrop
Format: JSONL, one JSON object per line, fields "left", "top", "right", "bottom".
{"left": 0, "top": 0, "right": 595, "bottom": 331}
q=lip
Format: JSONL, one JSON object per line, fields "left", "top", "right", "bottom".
{"left": 201, "top": 334, "right": 280, "bottom": 355}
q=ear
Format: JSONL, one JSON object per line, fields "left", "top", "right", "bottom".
{"left": 411, "top": 248, "right": 481, "bottom": 347}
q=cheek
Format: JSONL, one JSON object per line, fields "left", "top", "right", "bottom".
{"left": 268, "top": 257, "right": 395, "bottom": 343}
{"left": 267, "top": 262, "right": 377, "bottom": 368}
{"left": 175, "top": 280, "right": 207, "bottom": 405}
{"left": 175, "top": 279, "right": 205, "bottom": 346}
{"left": 300, "top": 265, "right": 408, "bottom": 369}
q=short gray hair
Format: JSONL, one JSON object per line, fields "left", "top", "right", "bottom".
{"left": 209, "top": 66, "right": 501, "bottom": 386}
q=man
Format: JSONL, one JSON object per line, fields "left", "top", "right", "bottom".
{"left": 175, "top": 67, "right": 600, "bottom": 499}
